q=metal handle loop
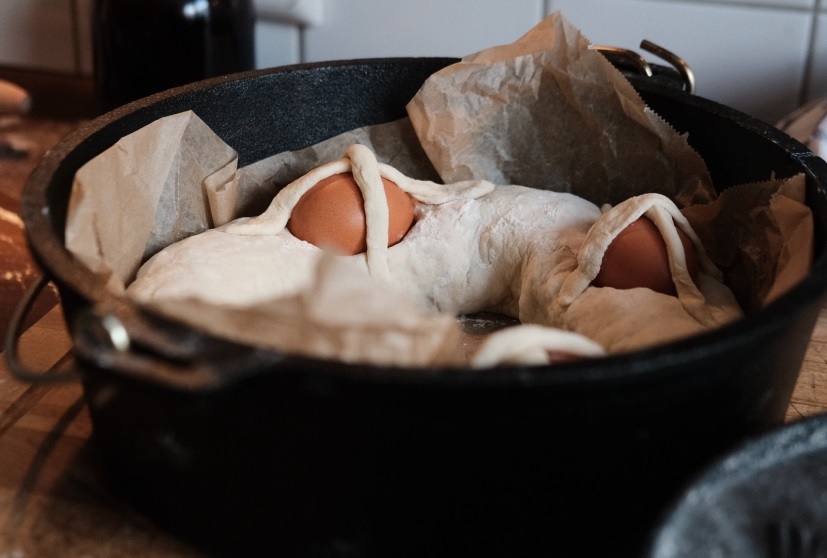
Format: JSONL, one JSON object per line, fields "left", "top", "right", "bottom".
{"left": 594, "top": 41, "right": 696, "bottom": 95}
{"left": 592, "top": 45, "right": 653, "bottom": 77}
{"left": 3, "top": 274, "right": 78, "bottom": 383}
{"left": 640, "top": 40, "right": 696, "bottom": 95}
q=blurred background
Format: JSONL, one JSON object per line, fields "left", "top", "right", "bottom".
{"left": 0, "top": 0, "right": 824, "bottom": 124}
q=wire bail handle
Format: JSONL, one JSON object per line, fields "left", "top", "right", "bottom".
{"left": 593, "top": 40, "right": 696, "bottom": 95}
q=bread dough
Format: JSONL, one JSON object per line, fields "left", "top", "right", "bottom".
{"left": 128, "top": 144, "right": 743, "bottom": 364}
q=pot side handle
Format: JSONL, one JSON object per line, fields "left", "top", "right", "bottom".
{"left": 4, "top": 274, "right": 79, "bottom": 383}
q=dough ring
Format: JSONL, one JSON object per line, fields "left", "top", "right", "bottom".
{"left": 130, "top": 145, "right": 743, "bottom": 364}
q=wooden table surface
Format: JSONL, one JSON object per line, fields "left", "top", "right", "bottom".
{"left": 2, "top": 116, "right": 827, "bottom": 557}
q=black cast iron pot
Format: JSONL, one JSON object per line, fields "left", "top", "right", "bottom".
{"left": 14, "top": 57, "right": 827, "bottom": 558}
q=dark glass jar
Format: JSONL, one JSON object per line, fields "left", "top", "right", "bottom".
{"left": 92, "top": 0, "right": 255, "bottom": 113}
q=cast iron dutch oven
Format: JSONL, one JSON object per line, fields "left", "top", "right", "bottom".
{"left": 13, "top": 57, "right": 827, "bottom": 557}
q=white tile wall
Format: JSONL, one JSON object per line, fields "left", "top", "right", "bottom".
{"left": 301, "top": 0, "right": 544, "bottom": 62}
{"left": 700, "top": 0, "right": 814, "bottom": 8}
{"left": 255, "top": 21, "right": 300, "bottom": 69}
{"left": 0, "top": 0, "right": 825, "bottom": 125}
{"left": 547, "top": 0, "right": 813, "bottom": 123}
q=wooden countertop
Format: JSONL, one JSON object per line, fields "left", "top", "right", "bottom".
{"left": 2, "top": 116, "right": 827, "bottom": 556}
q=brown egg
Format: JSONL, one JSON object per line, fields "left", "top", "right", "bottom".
{"left": 287, "top": 172, "right": 415, "bottom": 255}
{"left": 592, "top": 216, "right": 699, "bottom": 296}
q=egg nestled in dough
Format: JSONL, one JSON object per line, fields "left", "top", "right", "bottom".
{"left": 593, "top": 216, "right": 699, "bottom": 296}
{"left": 287, "top": 172, "right": 415, "bottom": 255}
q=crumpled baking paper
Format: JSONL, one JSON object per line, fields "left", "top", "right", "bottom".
{"left": 683, "top": 173, "right": 813, "bottom": 310}
{"left": 407, "top": 12, "right": 715, "bottom": 208}
{"left": 66, "top": 112, "right": 237, "bottom": 291}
